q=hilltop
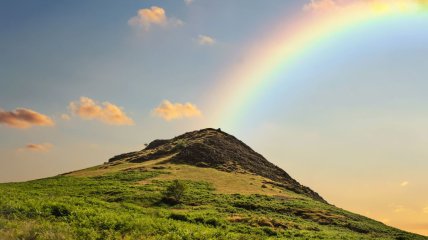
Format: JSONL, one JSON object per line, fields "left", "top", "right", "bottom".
{"left": 0, "top": 128, "right": 426, "bottom": 239}
{"left": 108, "top": 128, "right": 325, "bottom": 203}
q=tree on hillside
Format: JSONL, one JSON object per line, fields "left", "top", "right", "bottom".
{"left": 163, "top": 180, "right": 187, "bottom": 204}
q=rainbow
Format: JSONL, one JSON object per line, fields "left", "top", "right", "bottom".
{"left": 207, "top": 0, "right": 428, "bottom": 128}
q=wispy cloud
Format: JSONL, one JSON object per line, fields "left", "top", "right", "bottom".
{"left": 61, "top": 114, "right": 71, "bottom": 121}
{"left": 0, "top": 108, "right": 54, "bottom": 129}
{"left": 197, "top": 34, "right": 216, "bottom": 46}
{"left": 153, "top": 100, "right": 202, "bottom": 121}
{"left": 389, "top": 204, "right": 408, "bottom": 213}
{"left": 303, "top": 0, "right": 428, "bottom": 13}
{"left": 184, "top": 0, "right": 194, "bottom": 5}
{"left": 400, "top": 181, "right": 409, "bottom": 187}
{"left": 423, "top": 206, "right": 428, "bottom": 214}
{"left": 69, "top": 97, "right": 134, "bottom": 126}
{"left": 303, "top": 0, "right": 337, "bottom": 11}
{"left": 128, "top": 6, "right": 183, "bottom": 31}
{"left": 22, "top": 143, "right": 53, "bottom": 152}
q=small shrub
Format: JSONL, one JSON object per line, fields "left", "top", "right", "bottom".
{"left": 47, "top": 204, "right": 71, "bottom": 217}
{"left": 152, "top": 166, "right": 166, "bottom": 170}
{"left": 395, "top": 235, "right": 410, "bottom": 240}
{"left": 162, "top": 180, "right": 186, "bottom": 205}
{"left": 253, "top": 217, "right": 273, "bottom": 227}
{"left": 345, "top": 222, "right": 370, "bottom": 234}
{"left": 169, "top": 213, "right": 188, "bottom": 221}
{"left": 205, "top": 218, "right": 223, "bottom": 227}
{"left": 175, "top": 140, "right": 188, "bottom": 149}
{"left": 261, "top": 227, "right": 277, "bottom": 236}
{"left": 193, "top": 217, "right": 205, "bottom": 223}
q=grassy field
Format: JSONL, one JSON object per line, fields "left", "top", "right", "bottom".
{"left": 0, "top": 160, "right": 425, "bottom": 240}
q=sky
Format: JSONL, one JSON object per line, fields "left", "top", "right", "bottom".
{"left": 1, "top": 0, "right": 428, "bottom": 236}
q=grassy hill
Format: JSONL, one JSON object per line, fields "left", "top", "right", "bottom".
{"left": 0, "top": 128, "right": 426, "bottom": 239}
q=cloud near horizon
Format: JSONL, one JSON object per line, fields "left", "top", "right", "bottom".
{"left": 22, "top": 143, "right": 53, "bottom": 152}
{"left": 197, "top": 35, "right": 216, "bottom": 46}
{"left": 153, "top": 100, "right": 202, "bottom": 121}
{"left": 69, "top": 97, "right": 134, "bottom": 126}
{"left": 128, "top": 6, "right": 183, "bottom": 31}
{"left": 0, "top": 108, "right": 54, "bottom": 129}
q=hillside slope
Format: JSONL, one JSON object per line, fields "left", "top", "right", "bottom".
{"left": 0, "top": 128, "right": 426, "bottom": 239}
{"left": 108, "top": 128, "right": 325, "bottom": 203}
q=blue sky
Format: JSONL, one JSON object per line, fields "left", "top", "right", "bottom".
{"left": 1, "top": 0, "right": 428, "bottom": 235}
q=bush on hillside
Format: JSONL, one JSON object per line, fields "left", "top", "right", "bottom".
{"left": 162, "top": 180, "right": 187, "bottom": 205}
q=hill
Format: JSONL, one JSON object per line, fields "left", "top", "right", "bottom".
{"left": 108, "top": 128, "right": 325, "bottom": 203}
{"left": 0, "top": 128, "right": 426, "bottom": 239}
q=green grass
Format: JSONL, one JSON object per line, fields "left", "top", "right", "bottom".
{"left": 0, "top": 169, "right": 425, "bottom": 240}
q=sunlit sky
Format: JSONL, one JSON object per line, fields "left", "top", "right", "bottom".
{"left": 1, "top": 0, "right": 427, "bottom": 236}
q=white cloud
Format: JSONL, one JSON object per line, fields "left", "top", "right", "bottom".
{"left": 197, "top": 35, "right": 216, "bottom": 46}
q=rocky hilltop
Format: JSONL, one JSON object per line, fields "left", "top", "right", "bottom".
{"left": 109, "top": 128, "right": 326, "bottom": 203}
